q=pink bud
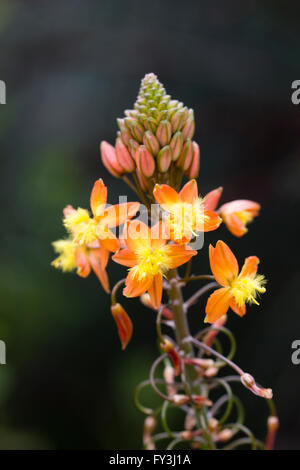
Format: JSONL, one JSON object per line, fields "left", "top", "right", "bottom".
{"left": 204, "top": 186, "right": 223, "bottom": 211}
{"left": 125, "top": 117, "right": 144, "bottom": 143}
{"left": 143, "top": 131, "right": 160, "bottom": 156}
{"left": 128, "top": 139, "right": 140, "bottom": 163}
{"left": 176, "top": 139, "right": 193, "bottom": 171}
{"left": 192, "top": 395, "right": 213, "bottom": 408}
{"left": 185, "top": 141, "right": 200, "bottom": 179}
{"left": 144, "top": 117, "right": 157, "bottom": 133}
{"left": 115, "top": 137, "right": 135, "bottom": 172}
{"left": 138, "top": 145, "right": 155, "bottom": 178}
{"left": 100, "top": 141, "right": 124, "bottom": 178}
{"left": 172, "top": 394, "right": 190, "bottom": 406}
{"left": 156, "top": 119, "right": 172, "bottom": 146}
{"left": 182, "top": 115, "right": 195, "bottom": 140}
{"left": 157, "top": 145, "right": 172, "bottom": 173}
{"left": 136, "top": 169, "right": 148, "bottom": 191}
{"left": 171, "top": 109, "right": 186, "bottom": 133}
{"left": 160, "top": 339, "right": 182, "bottom": 376}
{"left": 170, "top": 131, "right": 183, "bottom": 161}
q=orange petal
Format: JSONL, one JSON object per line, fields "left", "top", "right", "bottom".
{"left": 205, "top": 287, "right": 232, "bottom": 323}
{"left": 240, "top": 256, "right": 259, "bottom": 278}
{"left": 111, "top": 303, "right": 133, "bottom": 350}
{"left": 123, "top": 220, "right": 151, "bottom": 252}
{"left": 223, "top": 213, "right": 247, "bottom": 237}
{"left": 89, "top": 246, "right": 109, "bottom": 270}
{"left": 150, "top": 221, "right": 168, "bottom": 249}
{"left": 123, "top": 269, "right": 152, "bottom": 298}
{"left": 101, "top": 202, "right": 140, "bottom": 228}
{"left": 88, "top": 251, "right": 110, "bottom": 293}
{"left": 179, "top": 179, "right": 198, "bottom": 204}
{"left": 98, "top": 229, "right": 120, "bottom": 252}
{"left": 112, "top": 248, "right": 138, "bottom": 267}
{"left": 229, "top": 298, "right": 246, "bottom": 317}
{"left": 209, "top": 241, "right": 239, "bottom": 286}
{"left": 164, "top": 245, "right": 197, "bottom": 269}
{"left": 219, "top": 199, "right": 260, "bottom": 216}
{"left": 204, "top": 187, "right": 223, "bottom": 211}
{"left": 90, "top": 179, "right": 107, "bottom": 218}
{"left": 202, "top": 210, "right": 222, "bottom": 232}
{"left": 153, "top": 184, "right": 180, "bottom": 209}
{"left": 148, "top": 274, "right": 163, "bottom": 309}
{"left": 75, "top": 247, "right": 91, "bottom": 277}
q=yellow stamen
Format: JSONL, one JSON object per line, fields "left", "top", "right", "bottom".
{"left": 63, "top": 207, "right": 98, "bottom": 244}
{"left": 168, "top": 198, "right": 207, "bottom": 239}
{"left": 132, "top": 245, "right": 171, "bottom": 280}
{"left": 51, "top": 239, "right": 77, "bottom": 272}
{"left": 236, "top": 210, "right": 254, "bottom": 226}
{"left": 230, "top": 274, "right": 266, "bottom": 308}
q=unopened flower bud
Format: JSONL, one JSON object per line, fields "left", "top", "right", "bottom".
{"left": 143, "top": 131, "right": 160, "bottom": 156}
{"left": 156, "top": 119, "right": 172, "bottom": 146}
{"left": 170, "top": 131, "right": 183, "bottom": 161}
{"left": 208, "top": 418, "right": 219, "bottom": 433}
{"left": 124, "top": 118, "right": 144, "bottom": 143}
{"left": 138, "top": 145, "right": 155, "bottom": 178}
{"left": 143, "top": 416, "right": 157, "bottom": 450}
{"left": 143, "top": 117, "right": 157, "bottom": 133}
{"left": 203, "top": 315, "right": 226, "bottom": 349}
{"left": 204, "top": 367, "right": 218, "bottom": 378}
{"left": 241, "top": 373, "right": 273, "bottom": 399}
{"left": 111, "top": 303, "right": 133, "bottom": 350}
{"left": 172, "top": 394, "right": 190, "bottom": 406}
{"left": 161, "top": 339, "right": 182, "bottom": 375}
{"left": 185, "top": 141, "right": 200, "bottom": 179}
{"left": 128, "top": 139, "right": 140, "bottom": 163}
{"left": 100, "top": 141, "right": 124, "bottom": 178}
{"left": 135, "top": 168, "right": 149, "bottom": 191}
{"left": 157, "top": 145, "right": 172, "bottom": 173}
{"left": 217, "top": 429, "right": 234, "bottom": 442}
{"left": 181, "top": 113, "right": 195, "bottom": 140}
{"left": 181, "top": 430, "right": 193, "bottom": 441}
{"left": 115, "top": 137, "right": 135, "bottom": 172}
{"left": 164, "top": 365, "right": 176, "bottom": 397}
{"left": 268, "top": 416, "right": 279, "bottom": 432}
{"left": 184, "top": 358, "right": 215, "bottom": 369}
{"left": 192, "top": 395, "right": 213, "bottom": 408}
{"left": 266, "top": 416, "right": 279, "bottom": 450}
{"left": 176, "top": 138, "right": 194, "bottom": 171}
{"left": 171, "top": 109, "right": 187, "bottom": 133}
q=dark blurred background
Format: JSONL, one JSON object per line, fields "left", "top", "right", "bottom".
{"left": 0, "top": 0, "right": 300, "bottom": 449}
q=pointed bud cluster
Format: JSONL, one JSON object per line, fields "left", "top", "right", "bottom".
{"left": 100, "top": 73, "right": 200, "bottom": 187}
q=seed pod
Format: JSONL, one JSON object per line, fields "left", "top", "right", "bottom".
{"left": 143, "top": 130, "right": 160, "bottom": 156}
{"left": 138, "top": 145, "right": 155, "bottom": 178}
{"left": 157, "top": 145, "right": 172, "bottom": 173}
{"left": 156, "top": 119, "right": 172, "bottom": 146}
{"left": 115, "top": 137, "right": 135, "bottom": 172}
{"left": 170, "top": 131, "right": 183, "bottom": 161}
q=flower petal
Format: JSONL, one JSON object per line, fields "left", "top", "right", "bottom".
{"left": 75, "top": 247, "right": 91, "bottom": 277}
{"left": 240, "top": 256, "right": 259, "bottom": 278}
{"left": 229, "top": 298, "right": 246, "bottom": 317}
{"left": 112, "top": 248, "right": 138, "bottom": 267}
{"left": 101, "top": 202, "right": 140, "bottom": 228}
{"left": 98, "top": 230, "right": 120, "bottom": 252}
{"left": 123, "top": 220, "right": 151, "bottom": 252}
{"left": 148, "top": 273, "right": 163, "bottom": 309}
{"left": 202, "top": 210, "right": 222, "bottom": 232}
{"left": 88, "top": 250, "right": 110, "bottom": 293}
{"left": 209, "top": 241, "right": 239, "bottom": 286}
{"left": 219, "top": 199, "right": 260, "bottom": 216}
{"left": 163, "top": 245, "right": 197, "bottom": 269}
{"left": 90, "top": 179, "right": 107, "bottom": 218}
{"left": 203, "top": 187, "right": 223, "bottom": 211}
{"left": 153, "top": 184, "right": 180, "bottom": 209}
{"left": 205, "top": 287, "right": 232, "bottom": 323}
{"left": 89, "top": 245, "right": 109, "bottom": 270}
{"left": 179, "top": 179, "right": 198, "bottom": 204}
{"left": 123, "top": 269, "right": 152, "bottom": 298}
{"left": 222, "top": 213, "right": 247, "bottom": 237}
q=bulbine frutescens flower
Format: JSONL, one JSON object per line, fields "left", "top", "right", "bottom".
{"left": 51, "top": 73, "right": 275, "bottom": 450}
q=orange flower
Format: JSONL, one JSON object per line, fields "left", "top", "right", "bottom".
{"left": 63, "top": 179, "right": 140, "bottom": 252}
{"left": 112, "top": 220, "right": 197, "bottom": 308}
{"left": 218, "top": 200, "right": 260, "bottom": 237}
{"left": 205, "top": 240, "right": 266, "bottom": 323}
{"left": 111, "top": 303, "right": 133, "bottom": 350}
{"left": 52, "top": 238, "right": 110, "bottom": 292}
{"left": 153, "top": 180, "right": 222, "bottom": 244}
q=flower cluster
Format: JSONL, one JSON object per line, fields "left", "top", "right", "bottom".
{"left": 51, "top": 74, "right": 276, "bottom": 450}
